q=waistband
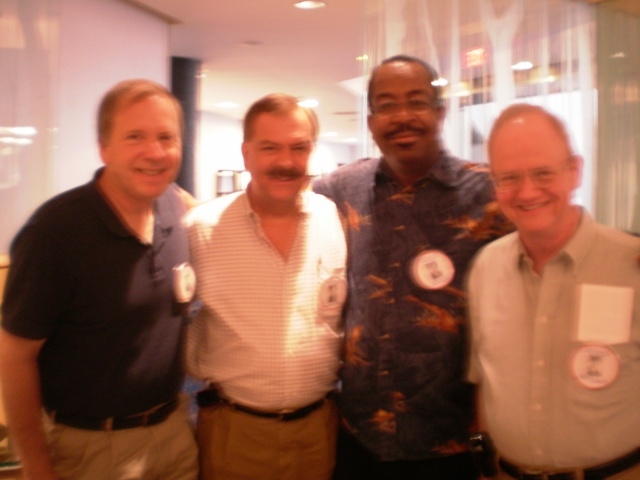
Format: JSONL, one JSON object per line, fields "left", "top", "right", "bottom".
{"left": 45, "top": 399, "right": 178, "bottom": 431}
{"left": 196, "top": 387, "right": 327, "bottom": 422}
{"left": 500, "top": 447, "right": 640, "bottom": 480}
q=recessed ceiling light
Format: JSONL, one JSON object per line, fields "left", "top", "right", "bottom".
{"left": 294, "top": 1, "right": 326, "bottom": 10}
{"left": 431, "top": 77, "right": 448, "bottom": 87}
{"left": 213, "top": 102, "right": 239, "bottom": 109}
{"left": 298, "top": 99, "right": 319, "bottom": 108}
{"left": 512, "top": 61, "right": 533, "bottom": 71}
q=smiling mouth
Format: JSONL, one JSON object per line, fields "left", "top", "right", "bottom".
{"left": 519, "top": 202, "right": 547, "bottom": 211}
{"left": 137, "top": 168, "right": 164, "bottom": 176}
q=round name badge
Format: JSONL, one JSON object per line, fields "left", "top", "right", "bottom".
{"left": 570, "top": 344, "right": 620, "bottom": 390}
{"left": 410, "top": 250, "right": 455, "bottom": 290}
{"left": 173, "top": 262, "right": 196, "bottom": 303}
{"left": 319, "top": 276, "right": 348, "bottom": 312}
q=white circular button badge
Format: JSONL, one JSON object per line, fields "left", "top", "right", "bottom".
{"left": 319, "top": 276, "right": 348, "bottom": 312}
{"left": 173, "top": 262, "right": 196, "bottom": 303}
{"left": 410, "top": 250, "right": 455, "bottom": 290}
{"left": 570, "top": 344, "right": 620, "bottom": 390}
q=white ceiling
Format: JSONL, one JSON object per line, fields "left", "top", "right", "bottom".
{"left": 128, "top": 0, "right": 366, "bottom": 144}
{"left": 126, "top": 0, "right": 640, "bottom": 145}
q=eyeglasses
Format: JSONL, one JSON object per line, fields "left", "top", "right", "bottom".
{"left": 490, "top": 162, "right": 572, "bottom": 192}
{"left": 371, "top": 99, "right": 439, "bottom": 116}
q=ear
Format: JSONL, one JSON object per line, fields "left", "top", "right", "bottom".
{"left": 367, "top": 114, "right": 374, "bottom": 132}
{"left": 241, "top": 142, "right": 250, "bottom": 170}
{"left": 568, "top": 154, "right": 583, "bottom": 190}
{"left": 98, "top": 143, "right": 109, "bottom": 165}
{"left": 435, "top": 104, "right": 447, "bottom": 124}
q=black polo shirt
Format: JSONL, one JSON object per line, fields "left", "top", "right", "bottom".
{"left": 2, "top": 169, "right": 191, "bottom": 418}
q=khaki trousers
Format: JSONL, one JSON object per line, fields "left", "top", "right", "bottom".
{"left": 197, "top": 399, "right": 337, "bottom": 480}
{"left": 44, "top": 406, "right": 198, "bottom": 480}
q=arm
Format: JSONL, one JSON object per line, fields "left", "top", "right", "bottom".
{"left": 0, "top": 329, "right": 58, "bottom": 480}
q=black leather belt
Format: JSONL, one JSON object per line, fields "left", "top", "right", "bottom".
{"left": 46, "top": 399, "right": 178, "bottom": 431}
{"left": 196, "top": 387, "right": 326, "bottom": 422}
{"left": 500, "top": 447, "right": 640, "bottom": 480}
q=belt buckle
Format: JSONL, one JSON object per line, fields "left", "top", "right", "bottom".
{"left": 101, "top": 417, "right": 114, "bottom": 431}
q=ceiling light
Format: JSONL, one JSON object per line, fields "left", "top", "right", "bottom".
{"left": 512, "top": 61, "right": 533, "bottom": 71}
{"left": 298, "top": 99, "right": 319, "bottom": 108}
{"left": 431, "top": 78, "right": 448, "bottom": 87}
{"left": 213, "top": 102, "right": 239, "bottom": 109}
{"left": 294, "top": 1, "right": 326, "bottom": 10}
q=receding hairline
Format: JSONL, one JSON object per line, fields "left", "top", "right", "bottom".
{"left": 487, "top": 103, "right": 576, "bottom": 157}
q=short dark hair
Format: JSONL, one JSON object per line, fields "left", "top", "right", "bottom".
{"left": 243, "top": 93, "right": 319, "bottom": 142}
{"left": 97, "top": 79, "right": 183, "bottom": 146}
{"left": 367, "top": 55, "right": 443, "bottom": 112}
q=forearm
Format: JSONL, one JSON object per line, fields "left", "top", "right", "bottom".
{"left": 0, "top": 331, "right": 58, "bottom": 480}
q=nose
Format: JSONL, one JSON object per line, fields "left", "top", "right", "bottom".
{"left": 390, "top": 104, "right": 417, "bottom": 120}
{"left": 144, "top": 139, "right": 166, "bottom": 158}
{"left": 517, "top": 173, "right": 541, "bottom": 197}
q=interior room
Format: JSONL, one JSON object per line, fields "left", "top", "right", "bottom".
{"left": 0, "top": 0, "right": 639, "bottom": 477}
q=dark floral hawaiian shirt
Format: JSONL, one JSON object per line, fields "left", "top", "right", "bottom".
{"left": 313, "top": 152, "right": 513, "bottom": 461}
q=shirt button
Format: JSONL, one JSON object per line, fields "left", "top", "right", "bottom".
{"left": 380, "top": 333, "right": 391, "bottom": 340}
{"left": 380, "top": 370, "right": 390, "bottom": 376}
{"left": 532, "top": 404, "right": 542, "bottom": 411}
{"left": 539, "top": 316, "right": 548, "bottom": 324}
{"left": 536, "top": 359, "right": 545, "bottom": 367}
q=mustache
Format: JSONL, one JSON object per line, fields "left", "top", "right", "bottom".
{"left": 384, "top": 124, "right": 425, "bottom": 139}
{"left": 266, "top": 167, "right": 307, "bottom": 179}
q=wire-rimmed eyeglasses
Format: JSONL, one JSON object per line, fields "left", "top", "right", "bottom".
{"left": 490, "top": 161, "right": 573, "bottom": 193}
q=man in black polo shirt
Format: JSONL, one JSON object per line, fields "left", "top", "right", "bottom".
{"left": 0, "top": 80, "right": 198, "bottom": 480}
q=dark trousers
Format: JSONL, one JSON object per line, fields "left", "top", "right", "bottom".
{"left": 333, "top": 427, "right": 480, "bottom": 480}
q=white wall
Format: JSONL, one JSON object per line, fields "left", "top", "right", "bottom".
{"left": 54, "top": 0, "right": 169, "bottom": 192}
{"left": 196, "top": 111, "right": 357, "bottom": 201}
{"left": 0, "top": 0, "right": 169, "bottom": 252}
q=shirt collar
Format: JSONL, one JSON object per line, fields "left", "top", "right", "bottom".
{"left": 375, "top": 150, "right": 477, "bottom": 188}
{"left": 241, "top": 189, "right": 312, "bottom": 222}
{"left": 517, "top": 207, "right": 594, "bottom": 273}
{"left": 90, "top": 167, "right": 175, "bottom": 244}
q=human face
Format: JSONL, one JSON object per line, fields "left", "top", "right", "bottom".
{"left": 489, "top": 112, "right": 582, "bottom": 242}
{"left": 99, "top": 95, "right": 181, "bottom": 208}
{"left": 367, "top": 61, "right": 445, "bottom": 172}
{"left": 242, "top": 109, "right": 313, "bottom": 214}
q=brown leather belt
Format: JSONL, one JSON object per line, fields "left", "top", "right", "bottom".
{"left": 500, "top": 447, "right": 640, "bottom": 480}
{"left": 46, "top": 399, "right": 178, "bottom": 431}
{"left": 196, "top": 387, "right": 326, "bottom": 422}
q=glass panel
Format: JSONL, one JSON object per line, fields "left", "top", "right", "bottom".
{"left": 361, "top": 0, "right": 596, "bottom": 210}
{"left": 0, "top": 0, "right": 59, "bottom": 252}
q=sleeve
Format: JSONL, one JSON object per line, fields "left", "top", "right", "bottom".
{"left": 465, "top": 249, "right": 486, "bottom": 385}
{"left": 2, "top": 221, "right": 70, "bottom": 339}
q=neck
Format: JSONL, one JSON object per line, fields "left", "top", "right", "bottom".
{"left": 383, "top": 155, "right": 437, "bottom": 188}
{"left": 246, "top": 186, "right": 302, "bottom": 219}
{"left": 520, "top": 206, "right": 582, "bottom": 275}
{"left": 97, "top": 175, "right": 155, "bottom": 243}
{"left": 246, "top": 190, "right": 302, "bottom": 260}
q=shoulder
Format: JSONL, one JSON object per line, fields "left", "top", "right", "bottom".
{"left": 590, "top": 221, "right": 640, "bottom": 259}
{"left": 304, "top": 189, "right": 339, "bottom": 210}
{"left": 474, "top": 232, "right": 519, "bottom": 265}
{"left": 182, "top": 191, "right": 245, "bottom": 229}
{"left": 313, "top": 158, "right": 378, "bottom": 193}
{"left": 447, "top": 156, "right": 492, "bottom": 190}
{"left": 17, "top": 182, "right": 96, "bottom": 237}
